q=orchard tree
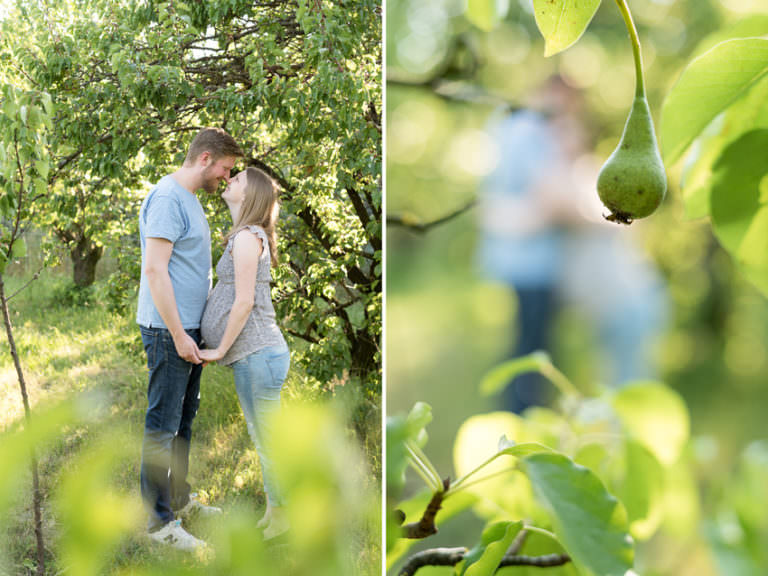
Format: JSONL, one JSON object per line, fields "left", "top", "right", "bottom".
{"left": 3, "top": 0, "right": 381, "bottom": 391}
{"left": 0, "top": 81, "right": 53, "bottom": 576}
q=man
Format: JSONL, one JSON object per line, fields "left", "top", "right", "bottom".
{"left": 477, "top": 77, "right": 667, "bottom": 412}
{"left": 137, "top": 127, "right": 242, "bottom": 550}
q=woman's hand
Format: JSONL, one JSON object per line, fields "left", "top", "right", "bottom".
{"left": 199, "top": 348, "right": 225, "bottom": 363}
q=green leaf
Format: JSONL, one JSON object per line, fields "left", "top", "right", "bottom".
{"left": 55, "top": 431, "right": 142, "bottom": 576}
{"left": 386, "top": 401, "right": 436, "bottom": 545}
{"left": 710, "top": 130, "right": 768, "bottom": 295}
{"left": 406, "top": 401, "right": 433, "bottom": 448}
{"left": 661, "top": 38, "right": 768, "bottom": 164}
{"left": 615, "top": 440, "right": 664, "bottom": 540}
{"left": 574, "top": 442, "right": 610, "bottom": 477}
{"left": 461, "top": 521, "right": 523, "bottom": 576}
{"left": 496, "top": 437, "right": 554, "bottom": 458}
{"left": 453, "top": 412, "right": 545, "bottom": 521}
{"left": 660, "top": 447, "right": 699, "bottom": 537}
{"left": 521, "top": 453, "right": 634, "bottom": 576}
{"left": 688, "top": 14, "right": 768, "bottom": 60}
{"left": 532, "top": 0, "right": 602, "bottom": 57}
{"left": 706, "top": 522, "right": 761, "bottom": 576}
{"left": 679, "top": 75, "right": 768, "bottom": 219}
{"left": 730, "top": 440, "right": 768, "bottom": 533}
{"left": 480, "top": 352, "right": 551, "bottom": 396}
{"left": 34, "top": 158, "right": 50, "bottom": 181}
{"left": 611, "top": 381, "right": 689, "bottom": 466}
{"left": 0, "top": 402, "right": 77, "bottom": 516}
{"left": 454, "top": 412, "right": 524, "bottom": 481}
{"left": 466, "top": 0, "right": 509, "bottom": 32}
{"left": 3, "top": 95, "right": 18, "bottom": 119}
{"left": 10, "top": 237, "right": 26, "bottom": 259}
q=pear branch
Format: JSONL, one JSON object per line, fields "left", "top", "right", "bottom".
{"left": 398, "top": 547, "right": 572, "bottom": 576}
{"left": 387, "top": 199, "right": 477, "bottom": 234}
{"left": 399, "top": 477, "right": 451, "bottom": 539}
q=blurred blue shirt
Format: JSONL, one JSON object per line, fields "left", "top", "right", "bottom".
{"left": 478, "top": 110, "right": 564, "bottom": 287}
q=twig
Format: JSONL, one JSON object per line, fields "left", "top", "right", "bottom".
{"left": 398, "top": 548, "right": 467, "bottom": 576}
{"left": 388, "top": 76, "right": 519, "bottom": 110}
{"left": 507, "top": 528, "right": 528, "bottom": 555}
{"left": 499, "top": 553, "right": 571, "bottom": 568}
{"left": 387, "top": 199, "right": 477, "bottom": 234}
{"left": 6, "top": 268, "right": 43, "bottom": 302}
{"left": 398, "top": 547, "right": 571, "bottom": 576}
{"left": 400, "top": 477, "right": 450, "bottom": 539}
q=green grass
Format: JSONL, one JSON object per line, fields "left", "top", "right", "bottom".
{"left": 0, "top": 272, "right": 381, "bottom": 575}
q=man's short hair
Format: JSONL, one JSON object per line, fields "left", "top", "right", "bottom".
{"left": 185, "top": 128, "right": 243, "bottom": 164}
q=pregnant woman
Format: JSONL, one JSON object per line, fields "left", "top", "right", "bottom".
{"left": 200, "top": 166, "right": 290, "bottom": 540}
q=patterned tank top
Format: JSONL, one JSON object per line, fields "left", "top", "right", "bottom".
{"left": 200, "top": 225, "right": 287, "bottom": 365}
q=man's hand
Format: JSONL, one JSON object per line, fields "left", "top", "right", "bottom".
{"left": 173, "top": 331, "right": 203, "bottom": 364}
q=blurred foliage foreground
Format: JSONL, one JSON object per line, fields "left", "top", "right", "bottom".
{"left": 387, "top": 352, "right": 768, "bottom": 576}
{"left": 0, "top": 275, "right": 381, "bottom": 576}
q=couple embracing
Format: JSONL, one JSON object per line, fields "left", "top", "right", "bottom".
{"left": 136, "top": 128, "right": 289, "bottom": 550}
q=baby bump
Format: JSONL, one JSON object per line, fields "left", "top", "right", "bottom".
{"left": 200, "top": 299, "right": 228, "bottom": 348}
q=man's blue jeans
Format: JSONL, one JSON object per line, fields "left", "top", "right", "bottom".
{"left": 504, "top": 286, "right": 555, "bottom": 413}
{"left": 231, "top": 344, "right": 290, "bottom": 507}
{"left": 139, "top": 326, "right": 202, "bottom": 531}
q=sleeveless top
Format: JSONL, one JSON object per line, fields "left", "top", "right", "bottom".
{"left": 200, "top": 225, "right": 287, "bottom": 366}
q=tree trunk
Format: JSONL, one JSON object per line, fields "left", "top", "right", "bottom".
{"left": 350, "top": 331, "right": 379, "bottom": 389}
{"left": 71, "top": 237, "right": 103, "bottom": 287}
{"left": 0, "top": 274, "right": 46, "bottom": 576}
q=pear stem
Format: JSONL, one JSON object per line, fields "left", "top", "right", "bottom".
{"left": 614, "top": 0, "right": 645, "bottom": 99}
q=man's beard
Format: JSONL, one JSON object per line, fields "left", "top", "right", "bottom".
{"left": 201, "top": 167, "right": 220, "bottom": 193}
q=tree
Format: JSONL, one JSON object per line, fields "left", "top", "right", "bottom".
{"left": 3, "top": 0, "right": 382, "bottom": 392}
{"left": 0, "top": 81, "right": 53, "bottom": 576}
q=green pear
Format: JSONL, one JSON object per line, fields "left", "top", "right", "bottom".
{"left": 597, "top": 96, "right": 667, "bottom": 224}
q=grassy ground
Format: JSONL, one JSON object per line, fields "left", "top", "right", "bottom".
{"left": 0, "top": 272, "right": 381, "bottom": 575}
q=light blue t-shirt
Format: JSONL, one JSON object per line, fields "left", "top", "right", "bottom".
{"left": 478, "top": 110, "right": 563, "bottom": 287}
{"left": 136, "top": 175, "right": 212, "bottom": 329}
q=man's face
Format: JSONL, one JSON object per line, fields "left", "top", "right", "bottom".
{"left": 201, "top": 155, "right": 237, "bottom": 193}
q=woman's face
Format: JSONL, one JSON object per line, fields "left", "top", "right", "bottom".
{"left": 222, "top": 170, "right": 247, "bottom": 206}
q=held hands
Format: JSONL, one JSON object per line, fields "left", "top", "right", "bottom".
{"left": 199, "top": 347, "right": 225, "bottom": 363}
{"left": 173, "top": 332, "right": 203, "bottom": 365}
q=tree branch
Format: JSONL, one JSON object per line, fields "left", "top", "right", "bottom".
{"left": 499, "top": 553, "right": 571, "bottom": 568}
{"left": 6, "top": 268, "right": 42, "bottom": 302}
{"left": 284, "top": 328, "right": 320, "bottom": 344}
{"left": 387, "top": 199, "right": 477, "bottom": 234}
{"left": 388, "top": 76, "right": 520, "bottom": 109}
{"left": 399, "top": 477, "right": 450, "bottom": 539}
{"left": 398, "top": 547, "right": 572, "bottom": 576}
{"left": 507, "top": 528, "right": 528, "bottom": 556}
{"left": 346, "top": 185, "right": 381, "bottom": 251}
{"left": 398, "top": 548, "right": 467, "bottom": 576}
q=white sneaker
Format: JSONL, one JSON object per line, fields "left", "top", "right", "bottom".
{"left": 176, "top": 493, "right": 223, "bottom": 518}
{"left": 262, "top": 512, "right": 290, "bottom": 541}
{"left": 148, "top": 519, "right": 206, "bottom": 551}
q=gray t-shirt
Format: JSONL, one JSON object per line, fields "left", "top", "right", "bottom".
{"left": 201, "top": 225, "right": 287, "bottom": 366}
{"left": 136, "top": 175, "right": 212, "bottom": 329}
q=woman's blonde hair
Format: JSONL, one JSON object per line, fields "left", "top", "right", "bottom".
{"left": 224, "top": 167, "right": 280, "bottom": 266}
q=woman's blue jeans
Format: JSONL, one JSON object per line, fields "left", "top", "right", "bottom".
{"left": 231, "top": 344, "right": 290, "bottom": 507}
